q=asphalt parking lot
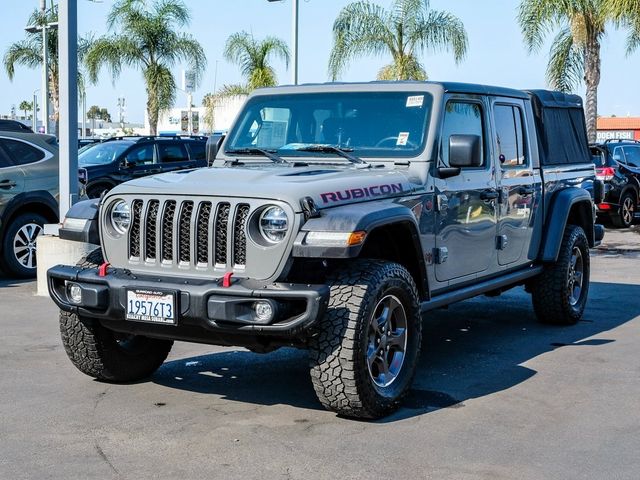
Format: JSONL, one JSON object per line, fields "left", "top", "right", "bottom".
{"left": 1, "top": 228, "right": 639, "bottom": 480}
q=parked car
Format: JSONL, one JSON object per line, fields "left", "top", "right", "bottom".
{"left": 78, "top": 135, "right": 208, "bottom": 198}
{"left": 591, "top": 139, "right": 640, "bottom": 227}
{"left": 50, "top": 83, "right": 603, "bottom": 419}
{"left": 0, "top": 119, "right": 34, "bottom": 133}
{"left": 0, "top": 131, "right": 58, "bottom": 277}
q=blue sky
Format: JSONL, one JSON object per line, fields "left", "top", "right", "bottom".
{"left": 0, "top": 0, "right": 638, "bottom": 123}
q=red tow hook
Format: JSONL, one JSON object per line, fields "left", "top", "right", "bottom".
{"left": 222, "top": 272, "right": 234, "bottom": 288}
{"left": 98, "top": 262, "right": 111, "bottom": 277}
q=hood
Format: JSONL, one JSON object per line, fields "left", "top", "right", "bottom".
{"left": 107, "top": 164, "right": 422, "bottom": 212}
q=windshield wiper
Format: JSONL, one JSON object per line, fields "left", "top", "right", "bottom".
{"left": 225, "top": 148, "right": 288, "bottom": 164}
{"left": 293, "top": 144, "right": 367, "bottom": 165}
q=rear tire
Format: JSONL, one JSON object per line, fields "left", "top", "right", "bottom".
{"left": 611, "top": 191, "right": 635, "bottom": 228}
{"left": 531, "top": 225, "right": 590, "bottom": 325}
{"left": 308, "top": 260, "right": 422, "bottom": 419}
{"left": 0, "top": 212, "right": 47, "bottom": 278}
{"left": 59, "top": 248, "right": 173, "bottom": 382}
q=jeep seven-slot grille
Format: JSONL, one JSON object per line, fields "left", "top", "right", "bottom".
{"left": 127, "top": 199, "right": 251, "bottom": 270}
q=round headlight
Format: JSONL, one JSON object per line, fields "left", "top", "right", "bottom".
{"left": 110, "top": 200, "right": 131, "bottom": 235}
{"left": 259, "top": 206, "right": 288, "bottom": 244}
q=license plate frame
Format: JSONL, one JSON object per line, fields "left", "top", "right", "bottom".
{"left": 125, "top": 288, "right": 177, "bottom": 325}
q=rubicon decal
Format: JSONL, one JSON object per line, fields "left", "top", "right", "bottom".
{"left": 320, "top": 183, "right": 404, "bottom": 204}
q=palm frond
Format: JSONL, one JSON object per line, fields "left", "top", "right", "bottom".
{"left": 3, "top": 41, "right": 41, "bottom": 80}
{"left": 411, "top": 9, "right": 468, "bottom": 63}
{"left": 546, "top": 26, "right": 584, "bottom": 92}
{"left": 328, "top": 1, "right": 394, "bottom": 80}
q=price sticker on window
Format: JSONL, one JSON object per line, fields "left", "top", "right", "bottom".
{"left": 406, "top": 95, "right": 424, "bottom": 108}
{"left": 397, "top": 132, "right": 410, "bottom": 146}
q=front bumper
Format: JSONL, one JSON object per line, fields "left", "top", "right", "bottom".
{"left": 47, "top": 265, "right": 329, "bottom": 340}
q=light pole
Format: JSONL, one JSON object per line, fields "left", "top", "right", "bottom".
{"left": 25, "top": 1, "right": 58, "bottom": 134}
{"left": 33, "top": 89, "right": 39, "bottom": 131}
{"left": 267, "top": 0, "right": 299, "bottom": 85}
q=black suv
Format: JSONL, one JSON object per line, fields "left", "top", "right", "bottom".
{"left": 590, "top": 139, "right": 640, "bottom": 228}
{"left": 78, "top": 136, "right": 208, "bottom": 198}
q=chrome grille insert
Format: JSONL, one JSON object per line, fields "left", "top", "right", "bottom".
{"left": 144, "top": 200, "right": 159, "bottom": 261}
{"left": 128, "top": 200, "right": 143, "bottom": 259}
{"left": 178, "top": 201, "right": 194, "bottom": 264}
{"left": 196, "top": 202, "right": 212, "bottom": 265}
{"left": 233, "top": 204, "right": 250, "bottom": 266}
{"left": 214, "top": 203, "right": 230, "bottom": 266}
{"left": 161, "top": 201, "right": 176, "bottom": 262}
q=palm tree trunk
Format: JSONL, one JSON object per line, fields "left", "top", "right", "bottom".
{"left": 147, "top": 89, "right": 159, "bottom": 136}
{"left": 583, "top": 38, "right": 601, "bottom": 143}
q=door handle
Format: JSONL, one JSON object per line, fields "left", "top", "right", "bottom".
{"left": 517, "top": 186, "right": 535, "bottom": 196}
{"left": 480, "top": 189, "right": 499, "bottom": 200}
{"left": 0, "top": 180, "right": 17, "bottom": 190}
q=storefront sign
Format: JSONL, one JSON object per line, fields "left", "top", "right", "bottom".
{"left": 597, "top": 130, "right": 634, "bottom": 141}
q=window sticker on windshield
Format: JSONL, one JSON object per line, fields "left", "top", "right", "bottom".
{"left": 406, "top": 95, "right": 424, "bottom": 108}
{"left": 397, "top": 132, "right": 410, "bottom": 146}
{"left": 257, "top": 121, "right": 288, "bottom": 149}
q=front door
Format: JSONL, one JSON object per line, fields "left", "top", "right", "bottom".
{"left": 434, "top": 98, "right": 498, "bottom": 283}
{"left": 492, "top": 100, "right": 540, "bottom": 266}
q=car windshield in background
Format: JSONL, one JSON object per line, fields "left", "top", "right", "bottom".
{"left": 225, "top": 91, "right": 433, "bottom": 159}
{"left": 78, "top": 141, "right": 132, "bottom": 166}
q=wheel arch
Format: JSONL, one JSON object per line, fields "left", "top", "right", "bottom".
{"left": 0, "top": 191, "right": 58, "bottom": 242}
{"left": 541, "top": 188, "right": 594, "bottom": 262}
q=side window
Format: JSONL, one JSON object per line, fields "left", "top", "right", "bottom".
{"left": 186, "top": 142, "right": 206, "bottom": 161}
{"left": 612, "top": 147, "right": 625, "bottom": 163}
{"left": 158, "top": 143, "right": 188, "bottom": 163}
{"left": 441, "top": 101, "right": 484, "bottom": 167}
{"left": 125, "top": 144, "right": 155, "bottom": 165}
{"left": 0, "top": 142, "right": 15, "bottom": 168}
{"left": 2, "top": 139, "right": 45, "bottom": 165}
{"left": 494, "top": 105, "right": 526, "bottom": 168}
{"left": 623, "top": 146, "right": 640, "bottom": 167}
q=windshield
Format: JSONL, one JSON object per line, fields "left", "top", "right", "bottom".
{"left": 78, "top": 141, "right": 132, "bottom": 166}
{"left": 225, "top": 91, "right": 433, "bottom": 159}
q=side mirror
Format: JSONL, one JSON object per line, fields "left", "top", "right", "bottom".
{"left": 121, "top": 159, "right": 134, "bottom": 169}
{"left": 206, "top": 133, "right": 226, "bottom": 165}
{"left": 449, "top": 134, "right": 482, "bottom": 168}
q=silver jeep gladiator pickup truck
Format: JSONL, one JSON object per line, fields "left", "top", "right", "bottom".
{"left": 48, "top": 82, "right": 605, "bottom": 419}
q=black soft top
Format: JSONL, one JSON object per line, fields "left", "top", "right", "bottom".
{"left": 526, "top": 90, "right": 590, "bottom": 166}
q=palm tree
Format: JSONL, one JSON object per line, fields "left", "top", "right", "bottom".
{"left": 86, "top": 0, "right": 206, "bottom": 135}
{"left": 4, "top": 5, "right": 91, "bottom": 134}
{"left": 328, "top": 0, "right": 468, "bottom": 81}
{"left": 607, "top": 0, "right": 640, "bottom": 53}
{"left": 518, "top": 0, "right": 613, "bottom": 142}
{"left": 223, "top": 32, "right": 290, "bottom": 91}
{"left": 202, "top": 32, "right": 289, "bottom": 132}
{"left": 19, "top": 101, "right": 32, "bottom": 121}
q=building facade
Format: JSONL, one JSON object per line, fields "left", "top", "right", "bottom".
{"left": 597, "top": 117, "right": 640, "bottom": 142}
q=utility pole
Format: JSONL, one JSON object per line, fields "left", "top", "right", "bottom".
{"left": 292, "top": 0, "right": 299, "bottom": 85}
{"left": 58, "top": 0, "right": 78, "bottom": 220}
{"left": 33, "top": 91, "right": 38, "bottom": 131}
{"left": 41, "top": 0, "right": 49, "bottom": 134}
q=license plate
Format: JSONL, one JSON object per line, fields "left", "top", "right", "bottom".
{"left": 126, "top": 289, "right": 176, "bottom": 325}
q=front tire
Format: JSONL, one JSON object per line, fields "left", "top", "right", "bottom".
{"left": 309, "top": 260, "right": 422, "bottom": 419}
{"left": 59, "top": 249, "right": 173, "bottom": 382}
{"left": 531, "top": 225, "right": 590, "bottom": 325}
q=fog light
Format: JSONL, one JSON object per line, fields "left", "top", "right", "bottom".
{"left": 253, "top": 301, "right": 274, "bottom": 322}
{"left": 67, "top": 283, "right": 82, "bottom": 304}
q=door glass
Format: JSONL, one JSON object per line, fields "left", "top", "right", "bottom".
{"left": 441, "top": 102, "right": 484, "bottom": 166}
{"left": 0, "top": 143, "right": 15, "bottom": 168}
{"left": 186, "top": 142, "right": 206, "bottom": 161}
{"left": 494, "top": 105, "right": 526, "bottom": 167}
{"left": 2, "top": 139, "right": 45, "bottom": 165}
{"left": 622, "top": 146, "right": 640, "bottom": 167}
{"left": 158, "top": 143, "right": 188, "bottom": 163}
{"left": 125, "top": 145, "right": 155, "bottom": 165}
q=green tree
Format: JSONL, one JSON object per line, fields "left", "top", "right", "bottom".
{"left": 203, "top": 32, "right": 289, "bottom": 132}
{"left": 328, "top": 0, "right": 468, "bottom": 81}
{"left": 19, "top": 100, "right": 32, "bottom": 121}
{"left": 607, "top": 0, "right": 640, "bottom": 52}
{"left": 87, "top": 105, "right": 112, "bottom": 132}
{"left": 3, "top": 4, "right": 91, "bottom": 133}
{"left": 86, "top": 0, "right": 206, "bottom": 135}
{"left": 518, "top": 0, "right": 615, "bottom": 142}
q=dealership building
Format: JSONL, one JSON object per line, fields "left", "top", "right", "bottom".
{"left": 597, "top": 116, "right": 640, "bottom": 142}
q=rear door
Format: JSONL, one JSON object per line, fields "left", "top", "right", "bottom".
{"left": 492, "top": 99, "right": 541, "bottom": 266}
{"left": 0, "top": 139, "right": 26, "bottom": 217}
{"left": 121, "top": 143, "right": 160, "bottom": 179}
{"left": 434, "top": 97, "right": 499, "bottom": 283}
{"left": 157, "top": 142, "right": 192, "bottom": 173}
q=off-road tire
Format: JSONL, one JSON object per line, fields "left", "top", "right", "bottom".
{"left": 531, "top": 225, "right": 590, "bottom": 325}
{"left": 611, "top": 190, "right": 636, "bottom": 228}
{"left": 308, "top": 260, "right": 422, "bottom": 419}
{"left": 59, "top": 248, "right": 173, "bottom": 382}
{"left": 0, "top": 212, "right": 47, "bottom": 278}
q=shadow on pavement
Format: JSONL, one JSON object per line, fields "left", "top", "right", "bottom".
{"left": 153, "top": 281, "right": 640, "bottom": 420}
